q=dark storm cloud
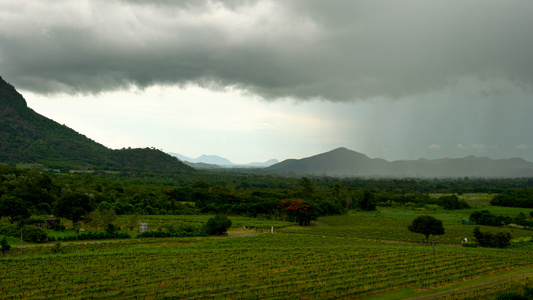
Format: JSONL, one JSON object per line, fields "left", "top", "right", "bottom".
{"left": 1, "top": 0, "right": 533, "bottom": 101}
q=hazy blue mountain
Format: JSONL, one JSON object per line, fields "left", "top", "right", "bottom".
{"left": 169, "top": 153, "right": 278, "bottom": 168}
{"left": 265, "top": 147, "right": 533, "bottom": 178}
{"left": 169, "top": 153, "right": 232, "bottom": 165}
{"left": 196, "top": 154, "right": 234, "bottom": 166}
{"left": 168, "top": 153, "right": 194, "bottom": 162}
{"left": 245, "top": 159, "right": 279, "bottom": 167}
{"left": 0, "top": 75, "right": 193, "bottom": 173}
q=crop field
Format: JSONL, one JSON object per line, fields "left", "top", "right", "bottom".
{"left": 282, "top": 210, "right": 532, "bottom": 246}
{"left": 1, "top": 234, "right": 532, "bottom": 299}
{"left": 2, "top": 207, "right": 532, "bottom": 299}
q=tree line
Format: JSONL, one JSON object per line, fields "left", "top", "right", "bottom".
{"left": 1, "top": 164, "right": 533, "bottom": 229}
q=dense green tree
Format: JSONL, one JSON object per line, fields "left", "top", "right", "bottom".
{"left": 98, "top": 209, "right": 117, "bottom": 229}
{"left": 203, "top": 214, "right": 232, "bottom": 235}
{"left": 279, "top": 199, "right": 319, "bottom": 226}
{"left": 439, "top": 194, "right": 470, "bottom": 210}
{"left": 407, "top": 215, "right": 445, "bottom": 242}
{"left": 300, "top": 177, "right": 314, "bottom": 200}
{"left": 491, "top": 188, "right": 533, "bottom": 208}
{"left": 470, "top": 210, "right": 511, "bottom": 227}
{"left": 473, "top": 227, "right": 512, "bottom": 248}
{"left": 0, "top": 195, "right": 30, "bottom": 224}
{"left": 496, "top": 293, "right": 528, "bottom": 300}
{"left": 355, "top": 190, "right": 377, "bottom": 211}
{"left": 0, "top": 236, "right": 11, "bottom": 256}
{"left": 53, "top": 193, "right": 93, "bottom": 223}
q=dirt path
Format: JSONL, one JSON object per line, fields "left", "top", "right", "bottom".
{"left": 403, "top": 269, "right": 533, "bottom": 300}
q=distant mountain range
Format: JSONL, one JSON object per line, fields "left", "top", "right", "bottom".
{"left": 168, "top": 152, "right": 278, "bottom": 169}
{"left": 3, "top": 74, "right": 532, "bottom": 178}
{"left": 264, "top": 147, "right": 533, "bottom": 178}
{"left": 0, "top": 75, "right": 193, "bottom": 173}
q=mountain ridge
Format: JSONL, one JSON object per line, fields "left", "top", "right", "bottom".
{"left": 168, "top": 152, "right": 278, "bottom": 168}
{"left": 0, "top": 75, "right": 193, "bottom": 173}
{"left": 265, "top": 147, "right": 533, "bottom": 178}
{"left": 3, "top": 74, "right": 531, "bottom": 178}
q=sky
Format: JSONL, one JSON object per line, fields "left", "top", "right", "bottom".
{"left": 1, "top": 0, "right": 532, "bottom": 164}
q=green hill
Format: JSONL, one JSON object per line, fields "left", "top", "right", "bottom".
{"left": 0, "top": 76, "right": 193, "bottom": 173}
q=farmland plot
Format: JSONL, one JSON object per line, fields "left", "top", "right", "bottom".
{"left": 1, "top": 231, "right": 532, "bottom": 299}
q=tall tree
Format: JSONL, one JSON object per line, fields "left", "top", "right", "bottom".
{"left": 408, "top": 215, "right": 445, "bottom": 242}
{"left": 53, "top": 193, "right": 93, "bottom": 223}
{"left": 356, "top": 190, "right": 377, "bottom": 211}
{"left": 203, "top": 214, "right": 232, "bottom": 235}
{"left": 0, "top": 195, "right": 30, "bottom": 224}
{"left": 300, "top": 177, "right": 314, "bottom": 200}
{"left": 0, "top": 237, "right": 11, "bottom": 256}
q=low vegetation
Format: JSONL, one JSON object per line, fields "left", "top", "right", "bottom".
{"left": 1, "top": 164, "right": 533, "bottom": 298}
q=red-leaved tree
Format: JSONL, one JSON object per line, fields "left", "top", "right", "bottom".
{"left": 279, "top": 199, "right": 316, "bottom": 226}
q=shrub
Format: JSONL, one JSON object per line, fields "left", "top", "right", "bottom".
{"left": 1, "top": 237, "right": 11, "bottom": 256}
{"left": 439, "top": 195, "right": 470, "bottom": 210}
{"left": 407, "top": 215, "right": 445, "bottom": 242}
{"left": 0, "top": 224, "right": 48, "bottom": 243}
{"left": 473, "top": 227, "right": 512, "bottom": 248}
{"left": 203, "top": 214, "right": 232, "bottom": 235}
{"left": 491, "top": 188, "right": 533, "bottom": 208}
{"left": 470, "top": 210, "right": 511, "bottom": 227}
{"left": 496, "top": 293, "right": 527, "bottom": 300}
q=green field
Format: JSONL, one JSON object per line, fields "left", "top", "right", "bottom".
{"left": 117, "top": 214, "right": 296, "bottom": 230}
{"left": 283, "top": 208, "right": 532, "bottom": 245}
{"left": 1, "top": 200, "right": 532, "bottom": 299}
{"left": 40, "top": 215, "right": 295, "bottom": 241}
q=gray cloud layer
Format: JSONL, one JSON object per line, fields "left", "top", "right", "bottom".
{"left": 1, "top": 0, "right": 533, "bottom": 101}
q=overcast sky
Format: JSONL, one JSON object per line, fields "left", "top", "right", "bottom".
{"left": 1, "top": 0, "right": 532, "bottom": 163}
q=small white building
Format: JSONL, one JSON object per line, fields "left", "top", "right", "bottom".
{"left": 139, "top": 223, "right": 148, "bottom": 233}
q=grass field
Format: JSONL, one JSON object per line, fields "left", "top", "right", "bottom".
{"left": 283, "top": 208, "right": 532, "bottom": 245}
{"left": 0, "top": 234, "right": 33, "bottom": 246}
{"left": 1, "top": 195, "right": 532, "bottom": 299}
{"left": 43, "top": 215, "right": 295, "bottom": 241}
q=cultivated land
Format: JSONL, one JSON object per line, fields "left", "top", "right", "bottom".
{"left": 1, "top": 195, "right": 532, "bottom": 299}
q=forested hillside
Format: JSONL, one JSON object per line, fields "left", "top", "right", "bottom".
{"left": 0, "top": 76, "right": 192, "bottom": 173}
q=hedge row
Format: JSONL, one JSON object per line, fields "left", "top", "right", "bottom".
{"left": 51, "top": 232, "right": 131, "bottom": 241}
{"left": 137, "top": 230, "right": 208, "bottom": 238}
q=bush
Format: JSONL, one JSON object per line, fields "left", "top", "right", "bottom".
{"left": 1, "top": 237, "right": 11, "bottom": 255}
{"left": 0, "top": 224, "right": 48, "bottom": 243}
{"left": 27, "top": 217, "right": 46, "bottom": 224}
{"left": 470, "top": 210, "right": 511, "bottom": 227}
{"left": 56, "top": 231, "right": 130, "bottom": 241}
{"left": 473, "top": 227, "right": 512, "bottom": 248}
{"left": 203, "top": 214, "right": 232, "bottom": 235}
{"left": 496, "top": 293, "right": 528, "bottom": 300}
{"left": 491, "top": 188, "right": 533, "bottom": 208}
{"left": 137, "top": 230, "right": 208, "bottom": 238}
{"left": 439, "top": 195, "right": 470, "bottom": 210}
{"left": 54, "top": 224, "right": 66, "bottom": 232}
